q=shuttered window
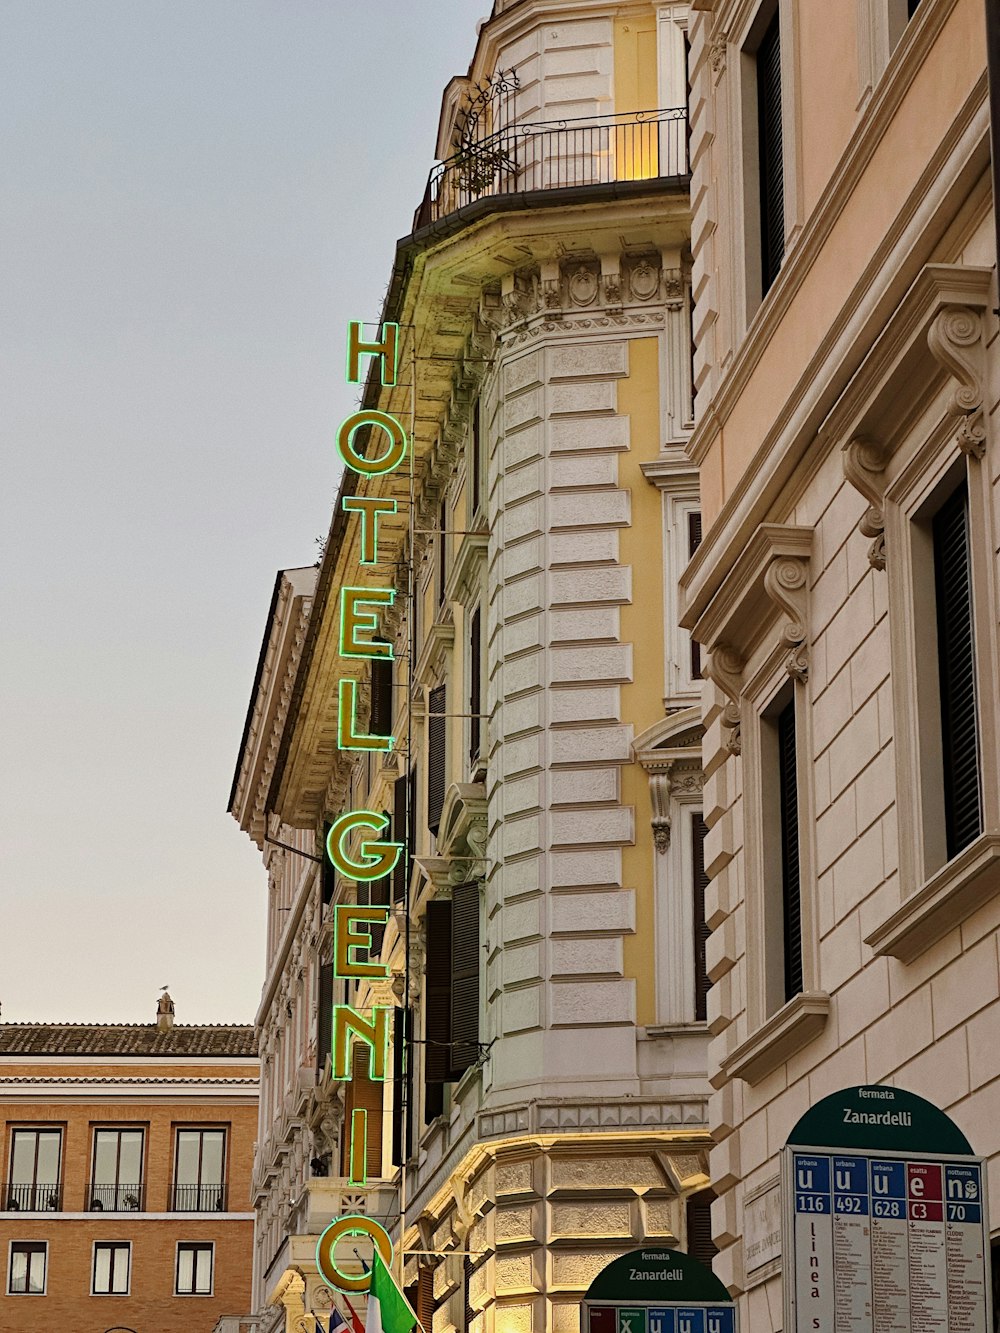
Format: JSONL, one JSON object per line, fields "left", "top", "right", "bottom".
{"left": 686, "top": 1188, "right": 718, "bottom": 1268}
{"left": 427, "top": 684, "right": 447, "bottom": 836}
{"left": 391, "top": 1004, "right": 411, "bottom": 1167}
{"left": 933, "top": 481, "right": 982, "bottom": 858}
{"left": 340, "top": 1043, "right": 384, "bottom": 1179}
{"left": 317, "top": 962, "right": 333, "bottom": 1073}
{"left": 321, "top": 822, "right": 335, "bottom": 906}
{"left": 756, "top": 7, "right": 784, "bottom": 296}
{"left": 688, "top": 513, "right": 703, "bottom": 681}
{"left": 405, "top": 1267, "right": 436, "bottom": 1333}
{"left": 450, "top": 882, "right": 481, "bottom": 1077}
{"left": 471, "top": 399, "right": 482, "bottom": 514}
{"left": 370, "top": 652, "right": 393, "bottom": 739}
{"left": 778, "top": 697, "right": 803, "bottom": 1001}
{"left": 469, "top": 607, "right": 482, "bottom": 762}
{"left": 423, "top": 900, "right": 452, "bottom": 1123}
{"left": 438, "top": 500, "right": 448, "bottom": 605}
{"left": 392, "top": 775, "right": 408, "bottom": 904}
{"left": 692, "top": 814, "right": 710, "bottom": 1022}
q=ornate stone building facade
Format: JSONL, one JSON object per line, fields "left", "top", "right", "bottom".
{"left": 682, "top": 0, "right": 1000, "bottom": 1325}
{"left": 231, "top": 3, "right": 718, "bottom": 1330}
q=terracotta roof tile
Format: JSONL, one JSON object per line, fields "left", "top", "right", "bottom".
{"left": 0, "top": 1024, "right": 257, "bottom": 1058}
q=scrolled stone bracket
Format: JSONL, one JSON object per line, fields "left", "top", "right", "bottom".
{"left": 705, "top": 644, "right": 745, "bottom": 756}
{"left": 842, "top": 436, "right": 890, "bottom": 571}
{"left": 763, "top": 551, "right": 810, "bottom": 678}
{"left": 928, "top": 304, "right": 987, "bottom": 460}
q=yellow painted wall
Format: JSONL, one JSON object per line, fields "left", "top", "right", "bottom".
{"left": 617, "top": 336, "right": 665, "bottom": 1027}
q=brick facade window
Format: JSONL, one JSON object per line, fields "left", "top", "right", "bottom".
{"left": 8, "top": 1241, "right": 46, "bottom": 1295}
{"left": 92, "top": 1241, "right": 130, "bottom": 1295}
{"left": 175, "top": 1241, "right": 213, "bottom": 1295}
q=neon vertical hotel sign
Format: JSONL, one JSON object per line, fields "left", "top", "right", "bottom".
{"left": 316, "top": 322, "right": 406, "bottom": 1296}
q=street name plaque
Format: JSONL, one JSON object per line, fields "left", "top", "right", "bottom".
{"left": 783, "top": 1084, "right": 992, "bottom": 1333}
{"left": 583, "top": 1247, "right": 738, "bottom": 1333}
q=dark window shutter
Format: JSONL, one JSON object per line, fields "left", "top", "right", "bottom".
{"left": 469, "top": 608, "right": 482, "bottom": 762}
{"left": 686, "top": 1188, "right": 717, "bottom": 1268}
{"left": 438, "top": 500, "right": 448, "bottom": 605}
{"left": 423, "top": 900, "right": 452, "bottom": 1123}
{"left": 428, "top": 684, "right": 447, "bottom": 836}
{"left": 341, "top": 1043, "right": 384, "bottom": 1179}
{"left": 933, "top": 481, "right": 982, "bottom": 857}
{"left": 321, "top": 822, "right": 335, "bottom": 906}
{"left": 472, "top": 400, "right": 482, "bottom": 513}
{"left": 688, "top": 513, "right": 703, "bottom": 680}
{"left": 417, "top": 1265, "right": 436, "bottom": 1332}
{"left": 370, "top": 652, "right": 393, "bottom": 738}
{"left": 391, "top": 1005, "right": 411, "bottom": 1167}
{"left": 692, "top": 815, "right": 710, "bottom": 1022}
{"left": 757, "top": 8, "right": 784, "bottom": 296}
{"left": 317, "top": 963, "right": 333, "bottom": 1073}
{"left": 450, "top": 882, "right": 481, "bottom": 1077}
{"left": 464, "top": 1254, "right": 474, "bottom": 1332}
{"left": 393, "top": 776, "right": 409, "bottom": 904}
{"left": 778, "top": 697, "right": 803, "bottom": 1001}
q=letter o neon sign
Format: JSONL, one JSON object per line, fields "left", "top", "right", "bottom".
{"left": 315, "top": 1214, "right": 393, "bottom": 1293}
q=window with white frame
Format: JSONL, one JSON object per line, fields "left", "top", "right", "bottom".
{"left": 8, "top": 1241, "right": 46, "bottom": 1295}
{"left": 175, "top": 1241, "right": 214, "bottom": 1295}
{"left": 643, "top": 461, "right": 700, "bottom": 704}
{"left": 92, "top": 1241, "right": 130, "bottom": 1295}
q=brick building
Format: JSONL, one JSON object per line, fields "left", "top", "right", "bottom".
{"left": 0, "top": 998, "right": 259, "bottom": 1332}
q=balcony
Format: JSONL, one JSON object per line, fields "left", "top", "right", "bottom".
{"left": 414, "top": 106, "right": 688, "bottom": 232}
{"left": 86, "top": 1183, "right": 145, "bottom": 1211}
{"left": 3, "top": 1182, "right": 62, "bottom": 1212}
{"left": 172, "top": 1181, "right": 228, "bottom": 1212}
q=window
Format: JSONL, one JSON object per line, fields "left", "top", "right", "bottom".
{"left": 932, "top": 481, "right": 982, "bottom": 858}
{"left": 423, "top": 899, "right": 452, "bottom": 1123}
{"left": 756, "top": 6, "right": 784, "bottom": 297}
{"left": 438, "top": 498, "right": 448, "bottom": 606}
{"left": 688, "top": 514, "right": 703, "bottom": 681}
{"left": 759, "top": 690, "right": 804, "bottom": 1012}
{"left": 90, "top": 1128, "right": 144, "bottom": 1211}
{"left": 92, "top": 1242, "right": 130, "bottom": 1295}
{"left": 7, "top": 1128, "right": 62, "bottom": 1211}
{"left": 8, "top": 1241, "right": 46, "bottom": 1294}
{"left": 427, "top": 683, "right": 447, "bottom": 837}
{"left": 175, "top": 1242, "right": 213, "bottom": 1295}
{"left": 469, "top": 606, "right": 482, "bottom": 764}
{"left": 470, "top": 398, "right": 483, "bottom": 518}
{"left": 340, "top": 1044, "right": 384, "bottom": 1180}
{"left": 450, "top": 881, "right": 481, "bottom": 1075}
{"left": 686, "top": 1189, "right": 718, "bottom": 1268}
{"left": 692, "top": 813, "right": 711, "bottom": 1022}
{"left": 370, "top": 648, "right": 393, "bottom": 740}
{"left": 173, "top": 1129, "right": 226, "bottom": 1211}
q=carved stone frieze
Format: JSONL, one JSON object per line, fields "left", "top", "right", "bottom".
{"left": 568, "top": 263, "right": 600, "bottom": 307}
{"left": 709, "top": 34, "right": 727, "bottom": 78}
{"left": 628, "top": 257, "right": 661, "bottom": 302}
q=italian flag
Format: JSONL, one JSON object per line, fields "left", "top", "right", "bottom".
{"left": 365, "top": 1249, "right": 423, "bottom": 1333}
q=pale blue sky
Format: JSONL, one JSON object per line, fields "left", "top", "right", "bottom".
{"left": 0, "top": 1, "right": 482, "bottom": 1023}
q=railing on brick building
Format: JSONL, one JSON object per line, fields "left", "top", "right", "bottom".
{"left": 3, "top": 1181, "right": 62, "bottom": 1212}
{"left": 86, "top": 1182, "right": 145, "bottom": 1211}
{"left": 172, "top": 1181, "right": 228, "bottom": 1211}
{"left": 414, "top": 106, "right": 688, "bottom": 230}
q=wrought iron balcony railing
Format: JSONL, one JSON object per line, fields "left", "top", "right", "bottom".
{"left": 172, "top": 1181, "right": 228, "bottom": 1212}
{"left": 3, "top": 1182, "right": 62, "bottom": 1212}
{"left": 86, "top": 1182, "right": 145, "bottom": 1211}
{"left": 415, "top": 106, "right": 688, "bottom": 231}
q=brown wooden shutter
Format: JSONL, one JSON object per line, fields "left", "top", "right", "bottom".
{"left": 686, "top": 1188, "right": 717, "bottom": 1268}
{"left": 417, "top": 1265, "right": 436, "bottom": 1332}
{"left": 450, "top": 882, "right": 480, "bottom": 1077}
{"left": 778, "top": 697, "right": 803, "bottom": 1001}
{"left": 340, "top": 1044, "right": 384, "bottom": 1179}
{"left": 423, "top": 899, "right": 452, "bottom": 1122}
{"left": 392, "top": 775, "right": 409, "bottom": 904}
{"left": 692, "top": 814, "right": 710, "bottom": 1023}
{"left": 469, "top": 607, "right": 482, "bottom": 762}
{"left": 688, "top": 513, "right": 703, "bottom": 680}
{"left": 370, "top": 651, "right": 393, "bottom": 738}
{"left": 933, "top": 481, "right": 982, "bottom": 857}
{"left": 321, "top": 822, "right": 335, "bottom": 906}
{"left": 427, "top": 684, "right": 447, "bottom": 836}
{"left": 757, "top": 7, "right": 784, "bottom": 296}
{"left": 391, "top": 1005, "right": 411, "bottom": 1167}
{"left": 317, "top": 963, "right": 333, "bottom": 1073}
